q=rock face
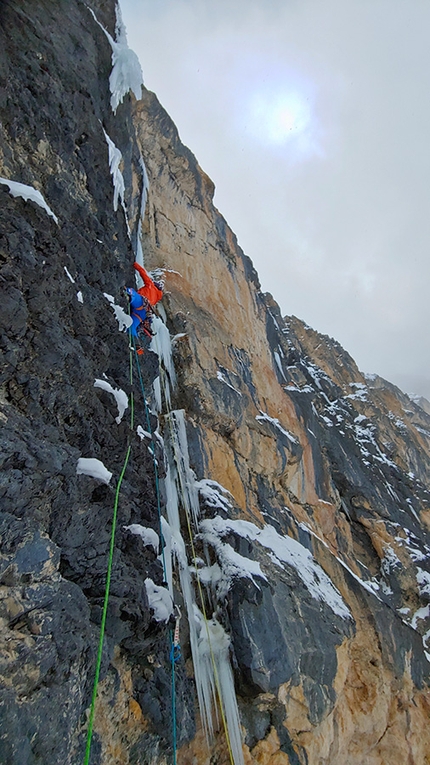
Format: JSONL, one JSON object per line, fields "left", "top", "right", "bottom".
{"left": 1, "top": 3, "right": 430, "bottom": 765}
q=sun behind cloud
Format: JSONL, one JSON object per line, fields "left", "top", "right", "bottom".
{"left": 243, "top": 81, "right": 322, "bottom": 162}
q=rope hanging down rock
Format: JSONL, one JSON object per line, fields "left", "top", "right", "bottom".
{"left": 83, "top": 345, "right": 135, "bottom": 765}
{"left": 84, "top": 335, "right": 179, "bottom": 765}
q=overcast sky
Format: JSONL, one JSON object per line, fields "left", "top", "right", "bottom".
{"left": 120, "top": 0, "right": 430, "bottom": 400}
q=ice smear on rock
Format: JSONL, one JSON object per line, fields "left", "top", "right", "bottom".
{"left": 76, "top": 457, "right": 112, "bottom": 484}
{"left": 140, "top": 156, "right": 149, "bottom": 217}
{"left": 0, "top": 177, "right": 58, "bottom": 223}
{"left": 94, "top": 378, "right": 128, "bottom": 423}
{"left": 64, "top": 266, "right": 75, "bottom": 283}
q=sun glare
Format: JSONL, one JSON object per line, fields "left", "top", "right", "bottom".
{"left": 249, "top": 91, "right": 311, "bottom": 145}
{"left": 242, "top": 82, "right": 322, "bottom": 161}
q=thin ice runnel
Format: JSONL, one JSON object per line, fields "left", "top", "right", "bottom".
{"left": 133, "top": 157, "right": 149, "bottom": 269}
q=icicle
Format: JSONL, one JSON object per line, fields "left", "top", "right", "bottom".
{"left": 153, "top": 376, "right": 162, "bottom": 413}
{"left": 151, "top": 317, "right": 176, "bottom": 386}
{"left": 147, "top": 315, "right": 176, "bottom": 413}
{"left": 163, "top": 458, "right": 215, "bottom": 737}
{"left": 165, "top": 410, "right": 200, "bottom": 527}
{"left": 155, "top": 339, "right": 244, "bottom": 762}
{"left": 195, "top": 611, "right": 245, "bottom": 765}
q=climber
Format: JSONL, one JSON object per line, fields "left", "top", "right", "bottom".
{"left": 133, "top": 261, "right": 164, "bottom": 309}
{"left": 126, "top": 287, "right": 151, "bottom": 338}
{"left": 125, "top": 263, "right": 164, "bottom": 351}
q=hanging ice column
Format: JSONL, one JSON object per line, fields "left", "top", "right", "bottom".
{"left": 150, "top": 311, "right": 176, "bottom": 411}
{"left": 163, "top": 409, "right": 245, "bottom": 765}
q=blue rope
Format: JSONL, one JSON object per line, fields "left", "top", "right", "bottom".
{"left": 131, "top": 338, "right": 178, "bottom": 764}
{"left": 131, "top": 338, "right": 168, "bottom": 581}
{"left": 170, "top": 631, "right": 177, "bottom": 765}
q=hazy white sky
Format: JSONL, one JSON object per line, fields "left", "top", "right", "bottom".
{"left": 120, "top": 0, "right": 430, "bottom": 399}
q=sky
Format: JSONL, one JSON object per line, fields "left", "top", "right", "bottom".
{"left": 120, "top": 0, "right": 430, "bottom": 400}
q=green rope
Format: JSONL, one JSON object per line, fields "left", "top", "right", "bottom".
{"left": 83, "top": 345, "right": 135, "bottom": 765}
{"left": 83, "top": 442, "right": 132, "bottom": 765}
{"left": 83, "top": 325, "right": 178, "bottom": 765}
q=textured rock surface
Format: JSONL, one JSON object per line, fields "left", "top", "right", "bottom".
{"left": 1, "top": 2, "right": 430, "bottom": 764}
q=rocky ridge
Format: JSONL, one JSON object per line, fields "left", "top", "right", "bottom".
{"left": 1, "top": 2, "right": 430, "bottom": 764}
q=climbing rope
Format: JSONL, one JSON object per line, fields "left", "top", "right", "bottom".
{"left": 83, "top": 347, "right": 135, "bottom": 765}
{"left": 132, "top": 339, "right": 179, "bottom": 765}
{"left": 132, "top": 338, "right": 168, "bottom": 582}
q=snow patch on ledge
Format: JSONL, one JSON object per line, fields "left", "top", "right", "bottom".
{"left": 195, "top": 479, "right": 233, "bottom": 513}
{"left": 200, "top": 519, "right": 267, "bottom": 596}
{"left": 216, "top": 370, "right": 242, "bottom": 396}
{"left": 144, "top": 578, "right": 173, "bottom": 623}
{"left": 256, "top": 411, "right": 298, "bottom": 444}
{"left": 124, "top": 524, "right": 159, "bottom": 552}
{"left": 76, "top": 457, "right": 112, "bottom": 484}
{"left": 104, "top": 293, "right": 132, "bottom": 331}
{"left": 0, "top": 177, "right": 58, "bottom": 223}
{"left": 94, "top": 378, "right": 128, "bottom": 423}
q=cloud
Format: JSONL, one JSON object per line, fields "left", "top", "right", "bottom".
{"left": 121, "top": 0, "right": 430, "bottom": 399}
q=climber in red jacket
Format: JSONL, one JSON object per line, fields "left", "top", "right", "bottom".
{"left": 126, "top": 263, "right": 164, "bottom": 349}
{"left": 133, "top": 261, "right": 163, "bottom": 308}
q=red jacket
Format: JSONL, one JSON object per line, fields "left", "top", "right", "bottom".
{"left": 133, "top": 262, "right": 163, "bottom": 307}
